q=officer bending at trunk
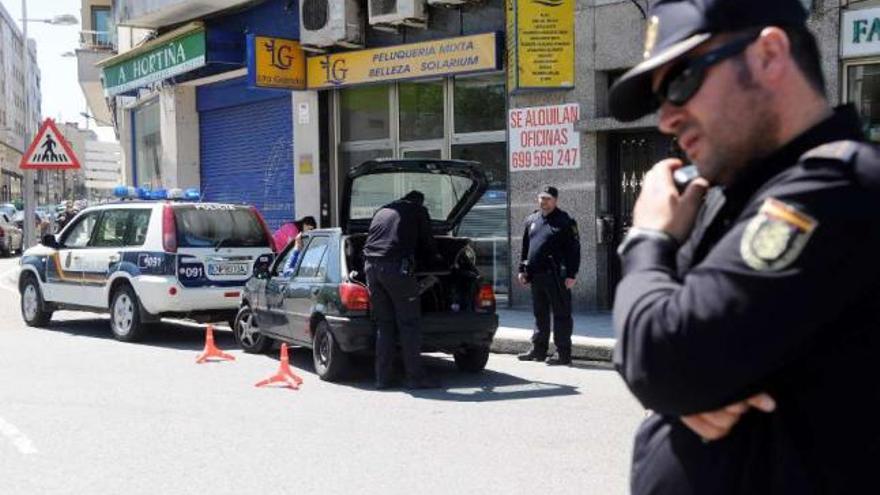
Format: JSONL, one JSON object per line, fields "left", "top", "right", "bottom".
{"left": 517, "top": 186, "right": 581, "bottom": 366}
{"left": 364, "top": 190, "right": 442, "bottom": 390}
{"left": 608, "top": 0, "right": 880, "bottom": 492}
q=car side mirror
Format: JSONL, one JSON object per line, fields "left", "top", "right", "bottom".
{"left": 253, "top": 254, "right": 272, "bottom": 280}
{"left": 41, "top": 234, "right": 59, "bottom": 249}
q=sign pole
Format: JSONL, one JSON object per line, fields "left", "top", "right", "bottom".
{"left": 22, "top": 0, "right": 36, "bottom": 249}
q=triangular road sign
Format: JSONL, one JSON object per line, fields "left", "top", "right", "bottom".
{"left": 20, "top": 119, "right": 81, "bottom": 170}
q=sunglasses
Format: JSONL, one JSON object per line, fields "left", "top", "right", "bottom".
{"left": 654, "top": 31, "right": 761, "bottom": 107}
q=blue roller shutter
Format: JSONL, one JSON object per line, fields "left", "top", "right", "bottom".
{"left": 198, "top": 78, "right": 293, "bottom": 230}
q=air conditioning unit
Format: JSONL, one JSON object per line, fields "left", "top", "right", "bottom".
{"left": 300, "top": 0, "right": 364, "bottom": 50}
{"left": 369, "top": 0, "right": 427, "bottom": 28}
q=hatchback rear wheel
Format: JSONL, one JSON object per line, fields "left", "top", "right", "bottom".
{"left": 312, "top": 320, "right": 350, "bottom": 382}
{"left": 454, "top": 346, "right": 490, "bottom": 373}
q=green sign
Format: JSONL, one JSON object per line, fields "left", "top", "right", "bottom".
{"left": 102, "top": 29, "right": 206, "bottom": 96}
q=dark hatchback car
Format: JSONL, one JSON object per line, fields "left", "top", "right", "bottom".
{"left": 234, "top": 159, "right": 500, "bottom": 381}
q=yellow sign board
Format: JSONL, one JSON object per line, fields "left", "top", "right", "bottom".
{"left": 307, "top": 33, "right": 502, "bottom": 90}
{"left": 508, "top": 0, "right": 575, "bottom": 90}
{"left": 247, "top": 35, "right": 306, "bottom": 90}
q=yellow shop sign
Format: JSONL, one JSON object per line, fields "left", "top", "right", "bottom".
{"left": 507, "top": 0, "right": 575, "bottom": 91}
{"left": 247, "top": 35, "right": 306, "bottom": 90}
{"left": 307, "top": 32, "right": 502, "bottom": 90}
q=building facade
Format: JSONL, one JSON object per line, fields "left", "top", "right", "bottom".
{"left": 0, "top": 3, "right": 42, "bottom": 206}
{"left": 99, "top": 0, "right": 850, "bottom": 310}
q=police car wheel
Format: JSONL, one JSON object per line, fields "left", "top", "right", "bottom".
{"left": 233, "top": 306, "right": 272, "bottom": 354}
{"left": 20, "top": 275, "right": 52, "bottom": 327}
{"left": 110, "top": 285, "right": 146, "bottom": 342}
{"left": 453, "top": 346, "right": 490, "bottom": 373}
{"left": 312, "top": 320, "right": 349, "bottom": 382}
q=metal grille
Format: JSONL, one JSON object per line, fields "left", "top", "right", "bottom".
{"left": 302, "top": 0, "right": 329, "bottom": 31}
{"left": 199, "top": 95, "right": 294, "bottom": 231}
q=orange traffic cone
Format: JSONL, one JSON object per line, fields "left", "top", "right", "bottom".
{"left": 195, "top": 325, "right": 236, "bottom": 364}
{"left": 255, "top": 343, "right": 303, "bottom": 390}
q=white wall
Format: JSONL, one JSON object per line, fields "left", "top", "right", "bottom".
{"left": 292, "top": 91, "right": 321, "bottom": 223}
{"left": 158, "top": 85, "right": 199, "bottom": 189}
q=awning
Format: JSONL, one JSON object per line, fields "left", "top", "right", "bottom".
{"left": 97, "top": 22, "right": 207, "bottom": 97}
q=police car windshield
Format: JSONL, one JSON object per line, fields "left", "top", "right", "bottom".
{"left": 173, "top": 205, "right": 269, "bottom": 248}
{"left": 350, "top": 172, "right": 474, "bottom": 221}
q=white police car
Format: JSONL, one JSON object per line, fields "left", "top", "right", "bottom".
{"left": 18, "top": 187, "right": 276, "bottom": 342}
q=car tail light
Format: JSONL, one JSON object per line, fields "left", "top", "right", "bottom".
{"left": 250, "top": 206, "right": 276, "bottom": 253}
{"left": 339, "top": 282, "right": 370, "bottom": 311}
{"left": 162, "top": 205, "right": 177, "bottom": 253}
{"left": 0, "top": 227, "right": 5, "bottom": 238}
{"left": 476, "top": 283, "right": 495, "bottom": 311}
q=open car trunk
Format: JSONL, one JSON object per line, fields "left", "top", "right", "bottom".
{"left": 344, "top": 234, "right": 486, "bottom": 314}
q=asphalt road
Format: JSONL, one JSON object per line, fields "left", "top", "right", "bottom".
{"left": 0, "top": 257, "right": 645, "bottom": 495}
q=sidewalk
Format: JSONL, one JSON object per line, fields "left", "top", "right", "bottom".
{"left": 490, "top": 307, "right": 616, "bottom": 362}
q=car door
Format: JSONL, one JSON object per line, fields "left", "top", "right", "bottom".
{"left": 284, "top": 235, "right": 331, "bottom": 345}
{"left": 257, "top": 241, "right": 303, "bottom": 340}
{"left": 79, "top": 209, "right": 137, "bottom": 308}
{"left": 45, "top": 210, "right": 100, "bottom": 305}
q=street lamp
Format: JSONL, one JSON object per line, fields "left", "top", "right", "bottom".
{"left": 19, "top": 1, "right": 78, "bottom": 248}
{"left": 80, "top": 112, "right": 113, "bottom": 127}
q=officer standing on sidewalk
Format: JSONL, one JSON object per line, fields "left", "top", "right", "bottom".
{"left": 517, "top": 186, "right": 581, "bottom": 366}
{"left": 609, "top": 0, "right": 880, "bottom": 493}
{"left": 364, "top": 190, "right": 442, "bottom": 390}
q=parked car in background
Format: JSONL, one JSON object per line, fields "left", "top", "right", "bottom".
{"left": 0, "top": 212, "right": 23, "bottom": 256}
{"left": 235, "top": 159, "right": 499, "bottom": 382}
{"left": 0, "top": 203, "right": 16, "bottom": 220}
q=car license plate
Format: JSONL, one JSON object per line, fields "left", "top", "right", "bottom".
{"left": 208, "top": 263, "right": 249, "bottom": 276}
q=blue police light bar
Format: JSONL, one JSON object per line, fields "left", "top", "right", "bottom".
{"left": 149, "top": 189, "right": 168, "bottom": 200}
{"left": 113, "top": 186, "right": 136, "bottom": 199}
{"left": 183, "top": 188, "right": 200, "bottom": 201}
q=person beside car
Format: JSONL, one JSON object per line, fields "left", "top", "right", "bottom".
{"left": 516, "top": 185, "right": 581, "bottom": 366}
{"left": 363, "top": 190, "right": 443, "bottom": 390}
{"left": 281, "top": 216, "right": 317, "bottom": 276}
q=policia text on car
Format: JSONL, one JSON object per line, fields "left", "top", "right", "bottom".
{"left": 608, "top": 0, "right": 880, "bottom": 493}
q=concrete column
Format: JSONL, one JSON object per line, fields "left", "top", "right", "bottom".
{"left": 292, "top": 91, "right": 321, "bottom": 223}
{"left": 159, "top": 85, "right": 200, "bottom": 189}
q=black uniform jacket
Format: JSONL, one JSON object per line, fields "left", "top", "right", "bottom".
{"left": 613, "top": 106, "right": 880, "bottom": 494}
{"left": 363, "top": 199, "right": 439, "bottom": 263}
{"left": 519, "top": 208, "right": 581, "bottom": 278}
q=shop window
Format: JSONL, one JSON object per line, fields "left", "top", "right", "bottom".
{"left": 340, "top": 86, "right": 390, "bottom": 141}
{"left": 133, "top": 99, "right": 162, "bottom": 188}
{"left": 453, "top": 74, "right": 506, "bottom": 134}
{"left": 847, "top": 64, "right": 880, "bottom": 142}
{"left": 341, "top": 148, "right": 392, "bottom": 176}
{"left": 399, "top": 80, "right": 444, "bottom": 141}
{"left": 453, "top": 142, "right": 509, "bottom": 295}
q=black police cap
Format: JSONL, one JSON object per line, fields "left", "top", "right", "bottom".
{"left": 609, "top": 0, "right": 809, "bottom": 122}
{"left": 539, "top": 186, "right": 559, "bottom": 199}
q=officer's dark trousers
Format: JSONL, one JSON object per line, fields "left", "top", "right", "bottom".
{"left": 530, "top": 272, "right": 573, "bottom": 355}
{"left": 365, "top": 259, "right": 425, "bottom": 384}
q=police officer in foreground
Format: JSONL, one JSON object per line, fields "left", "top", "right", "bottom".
{"left": 609, "top": 0, "right": 880, "bottom": 493}
{"left": 517, "top": 186, "right": 580, "bottom": 366}
{"left": 363, "top": 190, "right": 442, "bottom": 390}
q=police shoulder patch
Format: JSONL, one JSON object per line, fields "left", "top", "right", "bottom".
{"left": 740, "top": 198, "right": 818, "bottom": 272}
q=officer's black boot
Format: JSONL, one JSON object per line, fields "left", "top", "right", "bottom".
{"left": 517, "top": 348, "right": 547, "bottom": 361}
{"left": 546, "top": 350, "right": 572, "bottom": 366}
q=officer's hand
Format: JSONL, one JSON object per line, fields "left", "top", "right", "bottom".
{"left": 633, "top": 159, "right": 710, "bottom": 243}
{"left": 565, "top": 278, "right": 576, "bottom": 289}
{"left": 517, "top": 273, "right": 529, "bottom": 287}
{"left": 680, "top": 393, "right": 776, "bottom": 442}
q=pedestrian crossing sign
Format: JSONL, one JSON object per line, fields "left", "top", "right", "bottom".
{"left": 19, "top": 119, "right": 81, "bottom": 170}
